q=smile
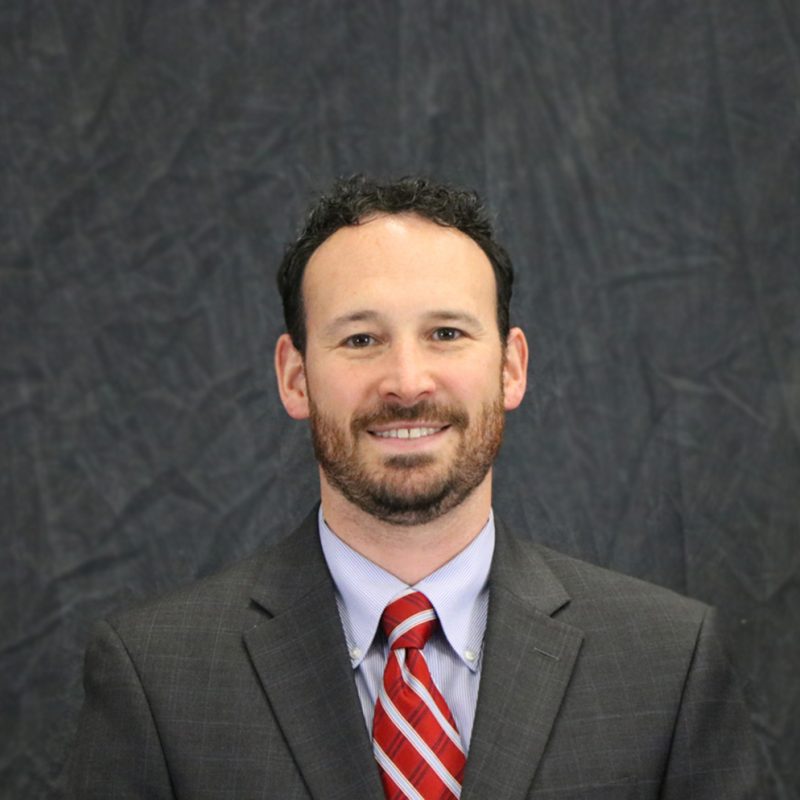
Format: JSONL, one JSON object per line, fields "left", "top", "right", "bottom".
{"left": 371, "top": 426, "right": 445, "bottom": 440}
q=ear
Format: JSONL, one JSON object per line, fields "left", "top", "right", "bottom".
{"left": 502, "top": 327, "right": 528, "bottom": 411}
{"left": 275, "top": 333, "right": 310, "bottom": 420}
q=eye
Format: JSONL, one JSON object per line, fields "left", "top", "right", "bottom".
{"left": 431, "top": 327, "right": 462, "bottom": 342}
{"left": 343, "top": 333, "right": 376, "bottom": 348}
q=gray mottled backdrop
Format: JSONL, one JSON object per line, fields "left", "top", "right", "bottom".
{"left": 2, "top": 1, "right": 798, "bottom": 797}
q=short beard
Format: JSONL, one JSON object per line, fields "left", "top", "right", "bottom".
{"left": 309, "top": 396, "right": 505, "bottom": 526}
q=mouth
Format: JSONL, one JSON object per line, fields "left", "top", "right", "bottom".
{"left": 368, "top": 424, "right": 449, "bottom": 440}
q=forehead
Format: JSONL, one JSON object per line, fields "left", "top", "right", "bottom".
{"left": 302, "top": 213, "right": 497, "bottom": 324}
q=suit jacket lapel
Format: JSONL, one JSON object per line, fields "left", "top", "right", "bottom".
{"left": 243, "top": 510, "right": 384, "bottom": 800}
{"left": 462, "top": 518, "right": 584, "bottom": 799}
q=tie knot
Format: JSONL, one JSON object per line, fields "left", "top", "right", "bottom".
{"left": 380, "top": 591, "right": 438, "bottom": 650}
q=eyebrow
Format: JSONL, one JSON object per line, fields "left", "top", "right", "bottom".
{"left": 323, "top": 310, "right": 382, "bottom": 338}
{"left": 421, "top": 310, "right": 485, "bottom": 330}
{"left": 323, "top": 309, "right": 486, "bottom": 338}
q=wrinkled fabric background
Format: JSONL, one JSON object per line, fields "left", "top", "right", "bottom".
{"left": 1, "top": 2, "right": 798, "bottom": 797}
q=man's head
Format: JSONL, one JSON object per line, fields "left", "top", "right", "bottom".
{"left": 275, "top": 177, "right": 527, "bottom": 527}
{"left": 277, "top": 175, "right": 515, "bottom": 353}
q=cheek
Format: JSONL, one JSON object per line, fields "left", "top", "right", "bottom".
{"left": 307, "top": 363, "right": 370, "bottom": 414}
{"left": 444, "top": 364, "right": 503, "bottom": 404}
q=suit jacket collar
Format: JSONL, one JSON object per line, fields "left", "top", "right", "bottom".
{"left": 244, "top": 508, "right": 583, "bottom": 800}
{"left": 244, "top": 507, "right": 385, "bottom": 799}
{"left": 462, "top": 515, "right": 583, "bottom": 798}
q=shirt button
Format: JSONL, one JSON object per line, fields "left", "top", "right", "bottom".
{"left": 350, "top": 647, "right": 362, "bottom": 659}
{"left": 464, "top": 649, "right": 477, "bottom": 662}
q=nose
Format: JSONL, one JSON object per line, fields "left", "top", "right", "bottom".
{"left": 377, "top": 339, "right": 436, "bottom": 406}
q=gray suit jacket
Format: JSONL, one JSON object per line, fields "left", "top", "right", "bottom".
{"left": 69, "top": 510, "right": 761, "bottom": 798}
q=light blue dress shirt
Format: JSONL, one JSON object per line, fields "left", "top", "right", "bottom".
{"left": 318, "top": 507, "right": 494, "bottom": 751}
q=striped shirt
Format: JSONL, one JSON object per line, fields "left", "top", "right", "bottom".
{"left": 318, "top": 507, "right": 493, "bottom": 751}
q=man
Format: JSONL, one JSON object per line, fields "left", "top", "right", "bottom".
{"left": 70, "top": 176, "right": 761, "bottom": 798}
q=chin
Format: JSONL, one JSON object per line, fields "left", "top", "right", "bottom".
{"left": 335, "top": 469, "right": 484, "bottom": 527}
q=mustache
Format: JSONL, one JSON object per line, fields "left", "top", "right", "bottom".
{"left": 352, "top": 400, "right": 469, "bottom": 432}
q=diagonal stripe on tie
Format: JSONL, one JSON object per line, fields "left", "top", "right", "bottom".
{"left": 374, "top": 741, "right": 427, "bottom": 800}
{"left": 378, "top": 683, "right": 462, "bottom": 795}
{"left": 372, "top": 591, "right": 466, "bottom": 800}
{"left": 399, "top": 657, "right": 464, "bottom": 752}
{"left": 388, "top": 610, "right": 437, "bottom": 648}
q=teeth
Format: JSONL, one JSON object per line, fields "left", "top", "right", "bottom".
{"left": 374, "top": 427, "right": 440, "bottom": 439}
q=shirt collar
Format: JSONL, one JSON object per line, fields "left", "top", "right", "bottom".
{"left": 318, "top": 506, "right": 494, "bottom": 672}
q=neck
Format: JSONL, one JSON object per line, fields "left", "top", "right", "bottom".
{"left": 319, "top": 472, "right": 493, "bottom": 584}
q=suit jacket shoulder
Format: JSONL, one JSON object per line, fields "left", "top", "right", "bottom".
{"left": 535, "top": 540, "right": 708, "bottom": 631}
{"left": 69, "top": 509, "right": 385, "bottom": 800}
{"left": 461, "top": 519, "right": 762, "bottom": 799}
{"left": 105, "top": 548, "right": 266, "bottom": 643}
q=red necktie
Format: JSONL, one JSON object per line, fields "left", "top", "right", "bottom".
{"left": 372, "top": 591, "right": 467, "bottom": 800}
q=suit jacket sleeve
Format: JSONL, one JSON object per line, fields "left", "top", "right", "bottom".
{"left": 660, "top": 608, "right": 762, "bottom": 798}
{"left": 68, "top": 619, "right": 174, "bottom": 799}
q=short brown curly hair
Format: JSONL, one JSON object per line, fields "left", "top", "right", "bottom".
{"left": 276, "top": 175, "right": 514, "bottom": 352}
